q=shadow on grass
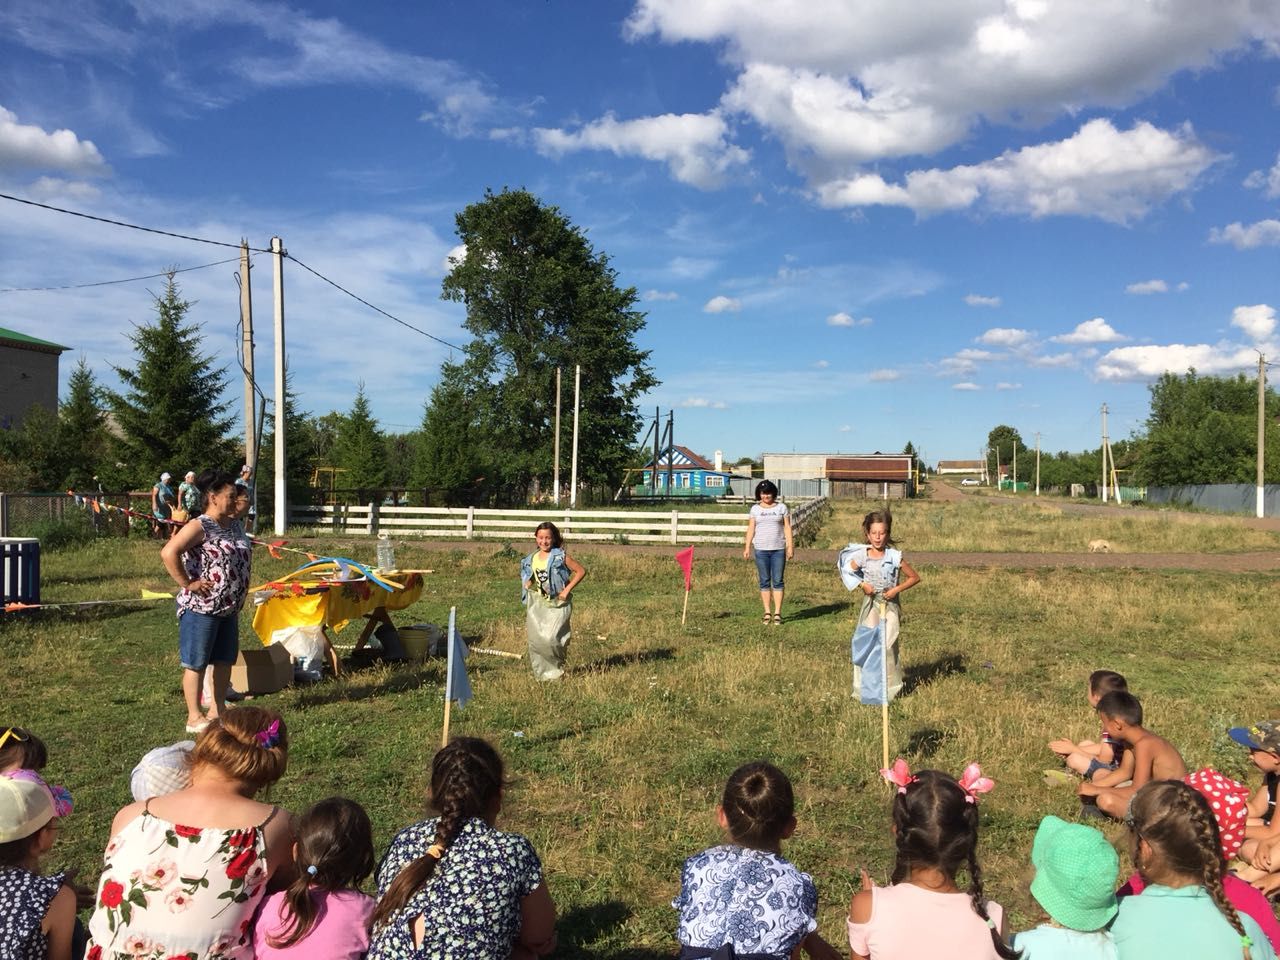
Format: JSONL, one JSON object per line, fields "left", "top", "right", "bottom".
{"left": 0, "top": 604, "right": 157, "bottom": 629}
{"left": 294, "top": 664, "right": 444, "bottom": 707}
{"left": 557, "top": 900, "right": 670, "bottom": 959}
{"left": 573, "top": 648, "right": 677, "bottom": 674}
{"left": 902, "top": 653, "right": 966, "bottom": 696}
{"left": 904, "top": 726, "right": 951, "bottom": 760}
{"left": 786, "top": 601, "right": 849, "bottom": 622}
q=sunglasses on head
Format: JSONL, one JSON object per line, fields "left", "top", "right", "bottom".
{"left": 0, "top": 727, "right": 27, "bottom": 751}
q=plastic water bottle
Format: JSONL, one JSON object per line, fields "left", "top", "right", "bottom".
{"left": 376, "top": 533, "right": 395, "bottom": 571}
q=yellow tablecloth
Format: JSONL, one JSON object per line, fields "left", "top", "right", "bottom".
{"left": 251, "top": 572, "right": 424, "bottom": 645}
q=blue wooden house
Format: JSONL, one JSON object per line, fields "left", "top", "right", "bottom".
{"left": 634, "top": 445, "right": 737, "bottom": 497}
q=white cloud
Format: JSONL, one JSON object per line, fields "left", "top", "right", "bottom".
{"left": 826, "top": 311, "right": 872, "bottom": 327}
{"left": 0, "top": 105, "right": 108, "bottom": 174}
{"left": 965, "top": 294, "right": 1002, "bottom": 307}
{"left": 679, "top": 396, "right": 728, "bottom": 409}
{"left": 644, "top": 289, "right": 679, "bottom": 301}
{"left": 952, "top": 382, "right": 981, "bottom": 391}
{"left": 815, "top": 120, "right": 1221, "bottom": 223}
{"left": 1244, "top": 151, "right": 1280, "bottom": 197}
{"left": 1126, "top": 279, "right": 1168, "bottom": 294}
{"left": 534, "top": 111, "right": 750, "bottom": 188}
{"left": 441, "top": 243, "right": 467, "bottom": 271}
{"left": 703, "top": 295, "right": 741, "bottom": 313}
{"left": 869, "top": 368, "right": 900, "bottom": 382}
{"left": 977, "top": 327, "right": 1030, "bottom": 346}
{"left": 1231, "top": 304, "right": 1277, "bottom": 342}
{"left": 1177, "top": 282, "right": 1190, "bottom": 292}
{"left": 940, "top": 348, "right": 996, "bottom": 376}
{"left": 1096, "top": 343, "right": 1261, "bottom": 381}
{"left": 996, "top": 382, "right": 1022, "bottom": 390}
{"left": 1209, "top": 220, "right": 1280, "bottom": 249}
{"left": 838, "top": 424, "right": 852, "bottom": 432}
{"left": 668, "top": 256, "right": 718, "bottom": 279}
{"left": 813, "top": 359, "right": 830, "bottom": 368}
{"left": 1051, "top": 318, "right": 1126, "bottom": 344}
{"left": 1029, "top": 351, "right": 1078, "bottom": 367}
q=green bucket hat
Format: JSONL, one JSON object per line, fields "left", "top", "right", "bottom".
{"left": 1030, "top": 815, "right": 1118, "bottom": 931}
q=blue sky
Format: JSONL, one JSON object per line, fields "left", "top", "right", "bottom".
{"left": 2, "top": 1, "right": 1278, "bottom": 465}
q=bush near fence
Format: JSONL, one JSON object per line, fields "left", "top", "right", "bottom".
{"left": 289, "top": 497, "right": 830, "bottom": 545}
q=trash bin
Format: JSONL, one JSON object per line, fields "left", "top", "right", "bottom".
{"left": 1, "top": 537, "right": 40, "bottom": 605}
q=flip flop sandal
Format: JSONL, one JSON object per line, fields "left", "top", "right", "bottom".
{"left": 772, "top": 613, "right": 783, "bottom": 624}
{"left": 762, "top": 613, "right": 771, "bottom": 625}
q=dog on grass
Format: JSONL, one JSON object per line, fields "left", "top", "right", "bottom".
{"left": 1087, "top": 539, "right": 1111, "bottom": 553}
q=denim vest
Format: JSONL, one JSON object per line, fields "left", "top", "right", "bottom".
{"left": 520, "top": 547, "right": 569, "bottom": 603}
{"left": 837, "top": 544, "right": 902, "bottom": 594}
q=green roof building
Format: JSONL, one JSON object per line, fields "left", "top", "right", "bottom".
{"left": 0, "top": 327, "right": 70, "bottom": 430}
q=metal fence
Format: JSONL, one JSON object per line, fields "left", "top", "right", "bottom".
{"left": 0, "top": 492, "right": 148, "bottom": 538}
{"left": 1145, "top": 484, "right": 1280, "bottom": 516}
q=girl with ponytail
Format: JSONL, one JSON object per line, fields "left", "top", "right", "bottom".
{"left": 847, "top": 761, "right": 1018, "bottom": 960}
{"left": 1112, "top": 780, "right": 1275, "bottom": 959}
{"left": 253, "top": 797, "right": 375, "bottom": 958}
{"left": 368, "top": 738, "right": 556, "bottom": 960}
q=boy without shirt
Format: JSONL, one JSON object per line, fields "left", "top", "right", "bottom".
{"left": 1048, "top": 669, "right": 1132, "bottom": 782}
{"left": 1078, "top": 690, "right": 1188, "bottom": 820}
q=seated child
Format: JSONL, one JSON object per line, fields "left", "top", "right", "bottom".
{"left": 847, "top": 760, "right": 1017, "bottom": 960}
{"left": 1111, "top": 780, "right": 1276, "bottom": 959}
{"left": 1227, "top": 721, "right": 1280, "bottom": 886}
{"left": 1047, "top": 670, "right": 1131, "bottom": 782}
{"left": 1078, "top": 691, "right": 1187, "bottom": 820}
{"left": 674, "top": 760, "right": 840, "bottom": 960}
{"left": 254, "top": 797, "right": 376, "bottom": 959}
{"left": 1117, "top": 768, "right": 1280, "bottom": 953}
{"left": 0, "top": 774, "right": 78, "bottom": 960}
{"left": 0, "top": 725, "right": 48, "bottom": 775}
{"left": 1011, "top": 815, "right": 1118, "bottom": 959}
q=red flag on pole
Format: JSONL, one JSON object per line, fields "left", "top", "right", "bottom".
{"left": 675, "top": 546, "right": 694, "bottom": 591}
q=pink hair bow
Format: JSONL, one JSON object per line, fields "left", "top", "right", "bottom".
{"left": 957, "top": 763, "right": 994, "bottom": 804}
{"left": 256, "top": 719, "right": 281, "bottom": 749}
{"left": 881, "top": 758, "right": 917, "bottom": 794}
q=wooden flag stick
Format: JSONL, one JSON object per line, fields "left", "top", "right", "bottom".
{"left": 441, "top": 698, "right": 452, "bottom": 749}
{"left": 879, "top": 598, "right": 890, "bottom": 771}
{"left": 681, "top": 588, "right": 690, "bottom": 626}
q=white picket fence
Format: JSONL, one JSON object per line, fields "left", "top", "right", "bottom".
{"left": 289, "top": 497, "right": 828, "bottom": 545}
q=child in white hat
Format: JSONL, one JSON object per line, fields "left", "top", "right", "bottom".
{"left": 0, "top": 774, "right": 77, "bottom": 959}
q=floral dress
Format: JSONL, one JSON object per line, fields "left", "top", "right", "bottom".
{"left": 370, "top": 816, "right": 543, "bottom": 960}
{"left": 177, "top": 516, "right": 253, "bottom": 618}
{"left": 85, "top": 802, "right": 279, "bottom": 960}
{"left": 673, "top": 844, "right": 818, "bottom": 960}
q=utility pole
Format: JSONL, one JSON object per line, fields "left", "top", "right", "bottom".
{"left": 1100, "top": 403, "right": 1110, "bottom": 503}
{"left": 271, "top": 236, "right": 287, "bottom": 536}
{"left": 553, "top": 367, "right": 561, "bottom": 506}
{"left": 240, "top": 240, "right": 255, "bottom": 474}
{"left": 1012, "top": 443, "right": 1017, "bottom": 492}
{"left": 1035, "top": 431, "right": 1041, "bottom": 497}
{"left": 1259, "top": 354, "right": 1267, "bottom": 519}
{"left": 569, "top": 364, "right": 581, "bottom": 508}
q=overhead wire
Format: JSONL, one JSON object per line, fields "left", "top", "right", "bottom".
{"left": 0, "top": 256, "right": 243, "bottom": 293}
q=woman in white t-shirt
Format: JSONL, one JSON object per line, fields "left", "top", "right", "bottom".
{"left": 743, "top": 480, "right": 793, "bottom": 625}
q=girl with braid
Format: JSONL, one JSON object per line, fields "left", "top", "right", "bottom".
{"left": 847, "top": 762, "right": 1016, "bottom": 960}
{"left": 1111, "top": 780, "right": 1275, "bottom": 959}
{"left": 368, "top": 738, "right": 556, "bottom": 960}
{"left": 673, "top": 761, "right": 841, "bottom": 960}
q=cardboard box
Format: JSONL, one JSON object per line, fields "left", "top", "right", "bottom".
{"left": 230, "top": 642, "right": 293, "bottom": 695}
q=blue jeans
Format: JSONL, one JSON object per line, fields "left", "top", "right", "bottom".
{"left": 178, "top": 610, "right": 240, "bottom": 671}
{"left": 753, "top": 549, "right": 786, "bottom": 590}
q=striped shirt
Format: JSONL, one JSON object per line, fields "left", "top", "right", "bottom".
{"left": 750, "top": 502, "right": 789, "bottom": 550}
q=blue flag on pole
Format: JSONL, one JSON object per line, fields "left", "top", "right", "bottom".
{"left": 444, "top": 606, "right": 472, "bottom": 708}
{"left": 850, "top": 602, "right": 888, "bottom": 705}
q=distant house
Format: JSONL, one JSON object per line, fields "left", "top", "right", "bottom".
{"left": 937, "top": 459, "right": 986, "bottom": 477}
{"left": 635, "top": 445, "right": 737, "bottom": 497}
{"left": 0, "top": 327, "right": 69, "bottom": 430}
{"left": 763, "top": 451, "right": 917, "bottom": 498}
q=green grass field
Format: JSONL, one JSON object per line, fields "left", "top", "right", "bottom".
{"left": 4, "top": 509, "right": 1279, "bottom": 957}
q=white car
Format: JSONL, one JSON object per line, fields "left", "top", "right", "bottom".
{"left": 959, "top": 478, "right": 980, "bottom": 486}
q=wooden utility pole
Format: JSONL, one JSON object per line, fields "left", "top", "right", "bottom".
{"left": 1035, "top": 431, "right": 1041, "bottom": 497}
{"left": 569, "top": 365, "right": 581, "bottom": 508}
{"left": 271, "top": 236, "right": 287, "bottom": 536}
{"left": 1259, "top": 354, "right": 1267, "bottom": 518}
{"left": 1100, "top": 403, "right": 1110, "bottom": 503}
{"left": 1012, "top": 444, "right": 1018, "bottom": 491}
{"left": 553, "top": 368, "right": 562, "bottom": 506}
{"left": 240, "top": 240, "right": 255, "bottom": 473}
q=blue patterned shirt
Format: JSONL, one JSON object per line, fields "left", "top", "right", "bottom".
{"left": 673, "top": 844, "right": 818, "bottom": 959}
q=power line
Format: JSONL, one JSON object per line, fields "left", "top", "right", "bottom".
{"left": 283, "top": 252, "right": 466, "bottom": 352}
{"left": 0, "top": 192, "right": 271, "bottom": 252}
{"left": 0, "top": 256, "right": 244, "bottom": 293}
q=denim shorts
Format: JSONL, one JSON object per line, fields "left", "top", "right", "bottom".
{"left": 1085, "top": 757, "right": 1119, "bottom": 778}
{"left": 178, "top": 610, "right": 240, "bottom": 671}
{"left": 753, "top": 549, "right": 786, "bottom": 590}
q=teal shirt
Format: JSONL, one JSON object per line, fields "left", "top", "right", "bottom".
{"left": 1012, "top": 925, "right": 1116, "bottom": 960}
{"left": 1112, "top": 885, "right": 1276, "bottom": 960}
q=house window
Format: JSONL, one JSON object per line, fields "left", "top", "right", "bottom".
{"left": 705, "top": 475, "right": 724, "bottom": 487}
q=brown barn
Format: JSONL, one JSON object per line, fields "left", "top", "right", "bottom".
{"left": 826, "top": 454, "right": 915, "bottom": 499}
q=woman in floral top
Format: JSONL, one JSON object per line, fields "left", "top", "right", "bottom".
{"left": 161, "top": 469, "right": 253, "bottom": 734}
{"left": 85, "top": 708, "right": 293, "bottom": 960}
{"left": 369, "top": 737, "right": 556, "bottom": 960}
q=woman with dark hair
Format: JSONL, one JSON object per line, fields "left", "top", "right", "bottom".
{"left": 161, "top": 469, "right": 253, "bottom": 733}
{"left": 743, "top": 480, "right": 793, "bottom": 625}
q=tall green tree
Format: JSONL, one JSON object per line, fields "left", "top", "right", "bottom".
{"left": 255, "top": 363, "right": 316, "bottom": 513}
{"left": 332, "top": 383, "right": 386, "bottom": 493}
{"left": 0, "top": 404, "right": 64, "bottom": 490}
{"left": 104, "top": 275, "right": 235, "bottom": 484}
{"left": 411, "top": 364, "right": 494, "bottom": 504}
{"left": 986, "top": 425, "right": 1027, "bottom": 482}
{"left": 432, "top": 188, "right": 658, "bottom": 501}
{"left": 1134, "top": 370, "right": 1280, "bottom": 485}
{"left": 60, "top": 357, "right": 109, "bottom": 489}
